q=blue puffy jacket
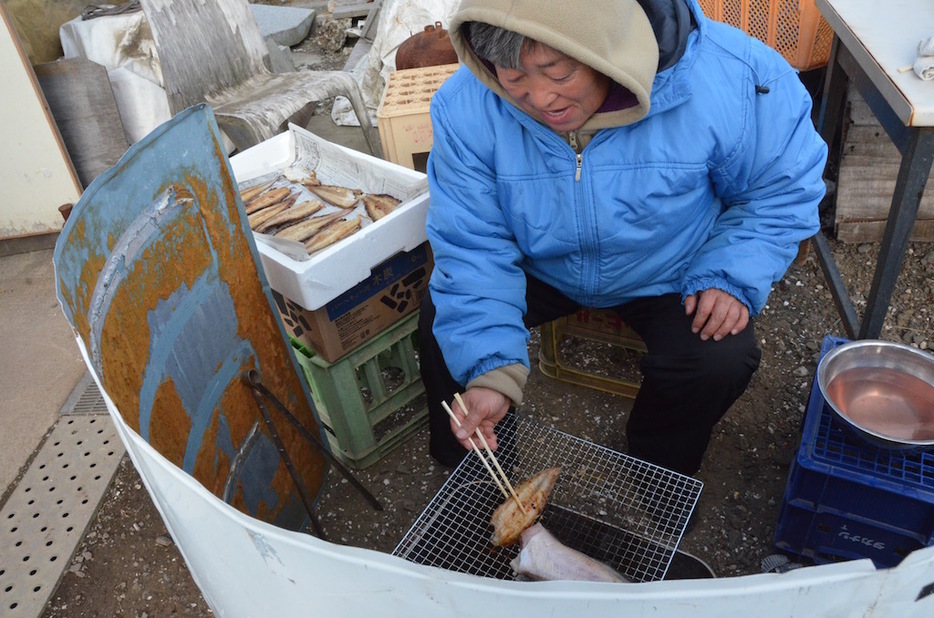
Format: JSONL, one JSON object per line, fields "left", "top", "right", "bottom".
{"left": 426, "top": 0, "right": 827, "bottom": 394}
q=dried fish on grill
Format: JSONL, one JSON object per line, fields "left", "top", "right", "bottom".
{"left": 490, "top": 467, "right": 561, "bottom": 547}
{"left": 274, "top": 209, "right": 354, "bottom": 243}
{"left": 510, "top": 523, "right": 631, "bottom": 583}
{"left": 304, "top": 215, "right": 362, "bottom": 254}
{"left": 306, "top": 183, "right": 362, "bottom": 209}
{"left": 244, "top": 187, "right": 293, "bottom": 214}
{"left": 248, "top": 193, "right": 297, "bottom": 230}
{"left": 254, "top": 199, "right": 325, "bottom": 234}
{"left": 239, "top": 177, "right": 278, "bottom": 204}
{"left": 362, "top": 193, "right": 401, "bottom": 221}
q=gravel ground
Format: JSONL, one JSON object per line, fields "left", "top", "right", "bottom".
{"left": 40, "top": 9, "right": 934, "bottom": 616}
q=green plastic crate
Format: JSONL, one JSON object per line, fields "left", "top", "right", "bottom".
{"left": 291, "top": 311, "right": 427, "bottom": 469}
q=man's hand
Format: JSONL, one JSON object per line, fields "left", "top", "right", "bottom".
{"left": 684, "top": 288, "right": 749, "bottom": 341}
{"left": 448, "top": 387, "right": 511, "bottom": 452}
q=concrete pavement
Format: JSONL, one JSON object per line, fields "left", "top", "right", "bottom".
{"left": 0, "top": 246, "right": 87, "bottom": 498}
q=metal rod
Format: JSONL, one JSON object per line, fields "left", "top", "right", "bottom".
{"left": 245, "top": 379, "right": 326, "bottom": 538}
{"left": 859, "top": 127, "right": 934, "bottom": 339}
{"left": 222, "top": 421, "right": 262, "bottom": 504}
{"left": 811, "top": 232, "right": 860, "bottom": 338}
{"left": 243, "top": 370, "right": 383, "bottom": 511}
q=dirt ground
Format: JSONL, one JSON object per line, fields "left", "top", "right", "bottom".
{"left": 39, "top": 8, "right": 934, "bottom": 618}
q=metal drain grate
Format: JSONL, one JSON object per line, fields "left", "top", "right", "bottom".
{"left": 0, "top": 377, "right": 124, "bottom": 617}
{"left": 57, "top": 373, "right": 108, "bottom": 417}
{"left": 393, "top": 416, "right": 703, "bottom": 583}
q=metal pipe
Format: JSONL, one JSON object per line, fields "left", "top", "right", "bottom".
{"left": 243, "top": 370, "right": 383, "bottom": 512}
{"left": 245, "top": 375, "right": 326, "bottom": 538}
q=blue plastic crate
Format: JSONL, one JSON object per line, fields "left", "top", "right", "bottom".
{"left": 774, "top": 336, "right": 934, "bottom": 568}
{"left": 775, "top": 501, "right": 926, "bottom": 567}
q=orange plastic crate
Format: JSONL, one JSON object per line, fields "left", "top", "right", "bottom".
{"left": 698, "top": 0, "right": 833, "bottom": 71}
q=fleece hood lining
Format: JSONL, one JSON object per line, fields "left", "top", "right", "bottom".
{"left": 450, "top": 0, "right": 664, "bottom": 130}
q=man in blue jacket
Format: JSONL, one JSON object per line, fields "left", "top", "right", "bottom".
{"left": 419, "top": 0, "right": 827, "bottom": 476}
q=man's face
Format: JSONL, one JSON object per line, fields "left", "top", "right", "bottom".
{"left": 495, "top": 42, "right": 611, "bottom": 133}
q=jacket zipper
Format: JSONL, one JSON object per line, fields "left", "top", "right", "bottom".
{"left": 567, "top": 131, "right": 594, "bottom": 301}
{"left": 569, "top": 131, "right": 583, "bottom": 181}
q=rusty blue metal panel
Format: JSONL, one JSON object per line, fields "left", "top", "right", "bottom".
{"left": 53, "top": 105, "right": 326, "bottom": 529}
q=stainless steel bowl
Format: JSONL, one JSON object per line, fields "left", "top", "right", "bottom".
{"left": 817, "top": 340, "right": 934, "bottom": 449}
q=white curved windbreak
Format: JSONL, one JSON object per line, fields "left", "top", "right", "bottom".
{"left": 77, "top": 335, "right": 934, "bottom": 616}
{"left": 51, "top": 100, "right": 934, "bottom": 618}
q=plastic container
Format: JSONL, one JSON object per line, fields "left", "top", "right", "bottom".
{"left": 376, "top": 63, "right": 459, "bottom": 172}
{"left": 291, "top": 311, "right": 428, "bottom": 469}
{"left": 538, "top": 308, "right": 646, "bottom": 398}
{"left": 697, "top": 0, "right": 834, "bottom": 70}
{"left": 774, "top": 336, "right": 934, "bottom": 568}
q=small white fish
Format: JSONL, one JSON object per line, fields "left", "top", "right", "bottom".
{"left": 247, "top": 194, "right": 297, "bottom": 230}
{"left": 510, "top": 523, "right": 631, "bottom": 583}
{"left": 244, "top": 187, "right": 292, "bottom": 214}
{"left": 239, "top": 177, "right": 278, "bottom": 203}
{"left": 304, "top": 215, "right": 362, "bottom": 254}
{"left": 254, "top": 199, "right": 325, "bottom": 233}
{"left": 274, "top": 208, "right": 352, "bottom": 243}
{"left": 362, "top": 193, "right": 401, "bottom": 221}
{"left": 307, "top": 183, "right": 361, "bottom": 209}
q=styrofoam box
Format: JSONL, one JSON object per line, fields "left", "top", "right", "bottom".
{"left": 229, "top": 124, "right": 429, "bottom": 310}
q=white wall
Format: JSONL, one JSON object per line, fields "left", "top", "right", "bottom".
{"left": 0, "top": 3, "right": 80, "bottom": 241}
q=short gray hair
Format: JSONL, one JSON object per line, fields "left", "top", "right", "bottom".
{"left": 463, "top": 21, "right": 537, "bottom": 69}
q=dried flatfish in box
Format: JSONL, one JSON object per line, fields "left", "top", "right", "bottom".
{"left": 244, "top": 187, "right": 292, "bottom": 214}
{"left": 274, "top": 209, "right": 353, "bottom": 243}
{"left": 304, "top": 216, "right": 362, "bottom": 254}
{"left": 307, "top": 183, "right": 362, "bottom": 209}
{"left": 248, "top": 194, "right": 297, "bottom": 230}
{"left": 490, "top": 467, "right": 561, "bottom": 547}
{"left": 362, "top": 193, "right": 401, "bottom": 221}
{"left": 239, "top": 177, "right": 278, "bottom": 204}
{"left": 254, "top": 199, "right": 325, "bottom": 234}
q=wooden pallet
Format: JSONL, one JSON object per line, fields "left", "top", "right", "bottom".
{"left": 834, "top": 85, "right": 934, "bottom": 243}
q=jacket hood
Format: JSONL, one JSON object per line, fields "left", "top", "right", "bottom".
{"left": 449, "top": 0, "right": 661, "bottom": 130}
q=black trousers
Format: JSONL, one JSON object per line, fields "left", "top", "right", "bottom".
{"left": 418, "top": 275, "right": 762, "bottom": 476}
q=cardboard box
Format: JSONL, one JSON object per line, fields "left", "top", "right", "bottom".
{"left": 229, "top": 125, "right": 430, "bottom": 311}
{"left": 273, "top": 243, "right": 432, "bottom": 362}
{"left": 376, "top": 63, "right": 459, "bottom": 172}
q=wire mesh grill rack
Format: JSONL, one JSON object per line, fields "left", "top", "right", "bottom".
{"left": 393, "top": 416, "right": 703, "bottom": 582}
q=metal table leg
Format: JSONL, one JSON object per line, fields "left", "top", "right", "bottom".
{"left": 812, "top": 230, "right": 860, "bottom": 337}
{"left": 812, "top": 35, "right": 934, "bottom": 339}
{"left": 859, "top": 127, "right": 934, "bottom": 338}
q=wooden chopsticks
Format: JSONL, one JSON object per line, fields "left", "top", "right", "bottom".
{"left": 441, "top": 394, "right": 527, "bottom": 514}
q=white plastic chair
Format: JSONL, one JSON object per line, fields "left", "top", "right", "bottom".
{"left": 140, "top": 0, "right": 380, "bottom": 154}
